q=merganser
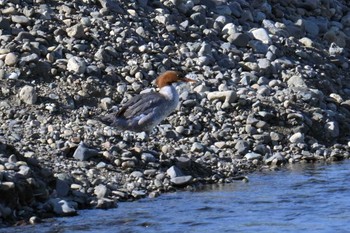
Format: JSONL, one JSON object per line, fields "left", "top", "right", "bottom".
{"left": 99, "top": 71, "right": 195, "bottom": 133}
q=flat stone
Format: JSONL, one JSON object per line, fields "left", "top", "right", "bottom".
{"left": 244, "top": 152, "right": 262, "bottom": 160}
{"left": 11, "top": 15, "right": 30, "bottom": 24}
{"left": 141, "top": 153, "right": 156, "bottom": 163}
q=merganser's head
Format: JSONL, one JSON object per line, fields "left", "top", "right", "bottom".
{"left": 155, "top": 71, "right": 195, "bottom": 88}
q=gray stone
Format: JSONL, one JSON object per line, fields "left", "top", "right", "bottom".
{"left": 55, "top": 173, "right": 71, "bottom": 197}
{"left": 67, "top": 56, "right": 86, "bottom": 74}
{"left": 170, "top": 176, "right": 193, "bottom": 186}
{"left": 141, "top": 153, "right": 156, "bottom": 163}
{"left": 130, "top": 171, "right": 143, "bottom": 178}
{"left": 19, "top": 85, "right": 37, "bottom": 105}
{"left": 20, "top": 53, "right": 39, "bottom": 63}
{"left": 265, "top": 152, "right": 285, "bottom": 165}
{"left": 304, "top": 19, "right": 320, "bottom": 37}
{"left": 227, "top": 33, "right": 250, "bottom": 47}
{"left": 190, "top": 12, "right": 206, "bottom": 26}
{"left": 287, "top": 75, "right": 307, "bottom": 88}
{"left": 11, "top": 15, "right": 30, "bottom": 24}
{"left": 132, "top": 190, "right": 146, "bottom": 198}
{"left": 191, "top": 142, "right": 204, "bottom": 152}
{"left": 98, "top": 0, "right": 124, "bottom": 13}
{"left": 66, "top": 24, "right": 85, "bottom": 38}
{"left": 18, "top": 165, "right": 30, "bottom": 177}
{"left": 73, "top": 142, "right": 99, "bottom": 161}
{"left": 235, "top": 140, "right": 249, "bottom": 155}
{"left": 166, "top": 165, "right": 184, "bottom": 178}
{"left": 100, "top": 97, "right": 112, "bottom": 110}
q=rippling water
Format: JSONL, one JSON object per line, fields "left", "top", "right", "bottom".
{"left": 3, "top": 160, "right": 350, "bottom": 233}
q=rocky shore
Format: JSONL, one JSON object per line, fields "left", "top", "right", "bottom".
{"left": 1, "top": 0, "right": 350, "bottom": 227}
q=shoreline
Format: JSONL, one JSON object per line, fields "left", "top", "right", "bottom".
{"left": 1, "top": 0, "right": 350, "bottom": 227}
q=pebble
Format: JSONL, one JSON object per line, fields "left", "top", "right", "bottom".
{"left": 19, "top": 85, "right": 37, "bottom": 105}
{"left": 67, "top": 56, "right": 86, "bottom": 74}
{"left": 66, "top": 24, "right": 85, "bottom": 38}
{"left": 4, "top": 52, "right": 18, "bottom": 66}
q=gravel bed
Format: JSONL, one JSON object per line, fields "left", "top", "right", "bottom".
{"left": 1, "top": 0, "right": 350, "bottom": 226}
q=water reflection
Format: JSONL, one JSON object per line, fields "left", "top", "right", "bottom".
{"left": 3, "top": 160, "right": 350, "bottom": 233}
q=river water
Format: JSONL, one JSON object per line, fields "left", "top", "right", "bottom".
{"left": 3, "top": 160, "right": 350, "bottom": 233}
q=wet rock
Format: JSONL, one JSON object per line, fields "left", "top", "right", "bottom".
{"left": 170, "top": 176, "right": 193, "bottom": 186}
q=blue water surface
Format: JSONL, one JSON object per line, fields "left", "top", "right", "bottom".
{"left": 3, "top": 160, "right": 350, "bottom": 233}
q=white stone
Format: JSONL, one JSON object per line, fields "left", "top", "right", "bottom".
{"left": 19, "top": 85, "right": 37, "bottom": 104}
{"left": 289, "top": 132, "right": 305, "bottom": 144}
{"left": 251, "top": 28, "right": 271, "bottom": 44}
{"left": 67, "top": 56, "right": 86, "bottom": 74}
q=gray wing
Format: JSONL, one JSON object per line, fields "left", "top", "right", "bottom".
{"left": 117, "top": 92, "right": 167, "bottom": 120}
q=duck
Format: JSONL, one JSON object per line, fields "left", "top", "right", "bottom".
{"left": 98, "top": 70, "right": 195, "bottom": 133}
